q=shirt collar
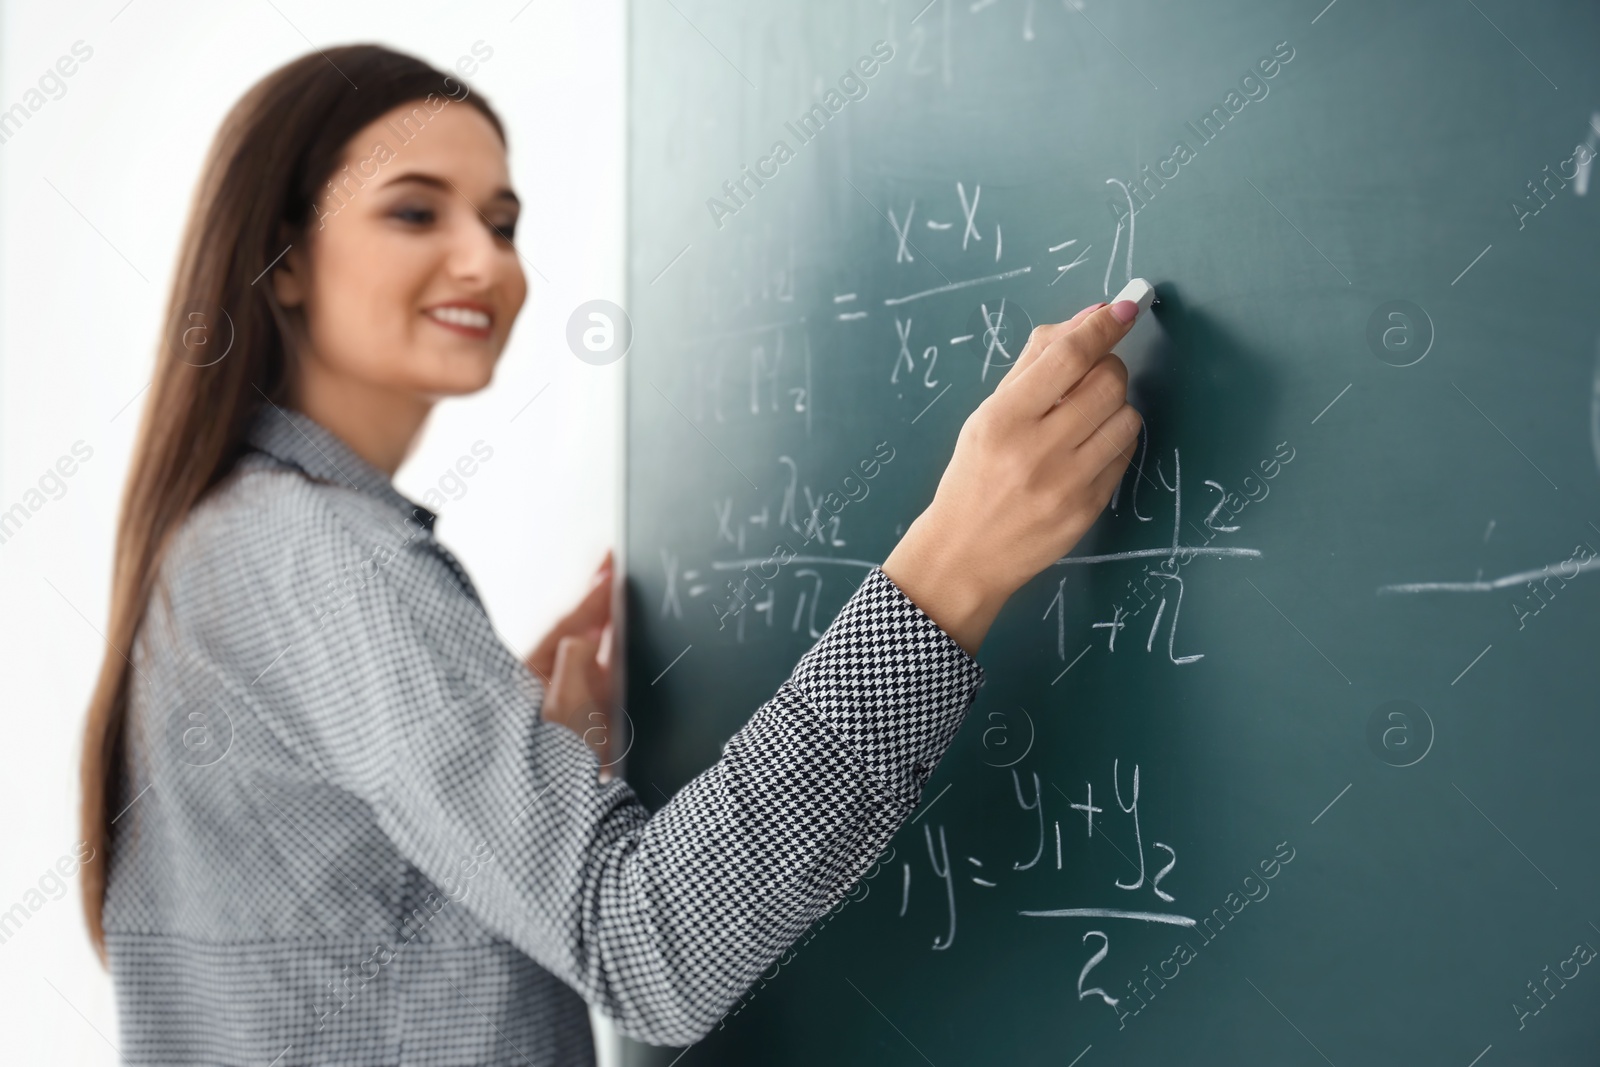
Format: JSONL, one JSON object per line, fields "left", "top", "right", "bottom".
{"left": 243, "top": 404, "right": 438, "bottom": 534}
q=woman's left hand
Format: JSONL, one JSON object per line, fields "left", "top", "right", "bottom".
{"left": 525, "top": 550, "right": 613, "bottom": 689}
{"left": 525, "top": 551, "right": 616, "bottom": 763}
{"left": 543, "top": 630, "right": 615, "bottom": 770}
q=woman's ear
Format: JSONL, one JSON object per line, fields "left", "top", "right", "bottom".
{"left": 271, "top": 242, "right": 310, "bottom": 308}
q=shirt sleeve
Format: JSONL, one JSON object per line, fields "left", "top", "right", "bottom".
{"left": 229, "top": 493, "right": 984, "bottom": 1046}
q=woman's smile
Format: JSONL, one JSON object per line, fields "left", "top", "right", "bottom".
{"left": 423, "top": 300, "right": 495, "bottom": 339}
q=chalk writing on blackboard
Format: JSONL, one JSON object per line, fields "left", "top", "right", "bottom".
{"left": 1103, "top": 841, "right": 1297, "bottom": 1031}
{"left": 1103, "top": 178, "right": 1136, "bottom": 296}
{"left": 925, "top": 823, "right": 956, "bottom": 951}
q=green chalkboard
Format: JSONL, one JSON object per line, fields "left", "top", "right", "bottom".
{"left": 620, "top": 1, "right": 1600, "bottom": 1063}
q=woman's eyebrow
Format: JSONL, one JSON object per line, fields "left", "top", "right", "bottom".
{"left": 382, "top": 172, "right": 520, "bottom": 206}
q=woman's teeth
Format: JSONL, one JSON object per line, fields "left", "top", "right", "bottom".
{"left": 427, "top": 306, "right": 492, "bottom": 330}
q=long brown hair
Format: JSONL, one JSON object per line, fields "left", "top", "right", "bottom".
{"left": 79, "top": 45, "right": 507, "bottom": 960}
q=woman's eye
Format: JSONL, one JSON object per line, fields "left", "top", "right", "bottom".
{"left": 492, "top": 220, "right": 518, "bottom": 242}
{"left": 391, "top": 205, "right": 435, "bottom": 226}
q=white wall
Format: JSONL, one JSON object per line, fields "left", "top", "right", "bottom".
{"left": 0, "top": 2, "right": 626, "bottom": 1062}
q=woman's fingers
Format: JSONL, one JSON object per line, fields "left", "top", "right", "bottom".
{"left": 573, "top": 558, "right": 614, "bottom": 623}
{"left": 526, "top": 555, "right": 614, "bottom": 681}
{"left": 1077, "top": 402, "right": 1144, "bottom": 476}
{"left": 565, "top": 550, "right": 615, "bottom": 631}
{"left": 547, "top": 635, "right": 593, "bottom": 708}
{"left": 1049, "top": 353, "right": 1131, "bottom": 449}
{"left": 998, "top": 302, "right": 1104, "bottom": 391}
{"left": 1079, "top": 428, "right": 1138, "bottom": 511}
{"left": 547, "top": 636, "right": 596, "bottom": 716}
{"left": 1005, "top": 302, "right": 1139, "bottom": 421}
{"left": 547, "top": 634, "right": 613, "bottom": 765}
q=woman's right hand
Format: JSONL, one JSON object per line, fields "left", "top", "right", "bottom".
{"left": 881, "top": 299, "right": 1144, "bottom": 656}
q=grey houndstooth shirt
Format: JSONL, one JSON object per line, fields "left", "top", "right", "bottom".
{"left": 106, "top": 405, "right": 985, "bottom": 1065}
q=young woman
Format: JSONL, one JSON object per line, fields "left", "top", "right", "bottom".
{"left": 80, "top": 45, "right": 1142, "bottom": 1065}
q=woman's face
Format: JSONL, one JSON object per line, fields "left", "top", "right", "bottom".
{"left": 274, "top": 97, "right": 526, "bottom": 400}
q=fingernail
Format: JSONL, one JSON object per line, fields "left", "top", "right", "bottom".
{"left": 1110, "top": 300, "right": 1139, "bottom": 324}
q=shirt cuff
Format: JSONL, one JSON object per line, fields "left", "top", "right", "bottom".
{"left": 786, "top": 565, "right": 985, "bottom": 808}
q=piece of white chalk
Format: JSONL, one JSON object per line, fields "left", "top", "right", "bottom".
{"left": 1109, "top": 277, "right": 1162, "bottom": 382}
{"left": 1111, "top": 277, "right": 1156, "bottom": 314}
